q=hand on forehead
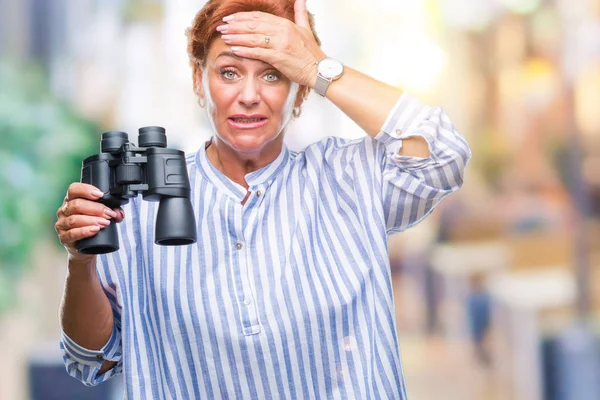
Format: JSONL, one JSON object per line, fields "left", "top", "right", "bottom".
{"left": 220, "top": 0, "right": 311, "bottom": 29}
{"left": 207, "top": 37, "right": 277, "bottom": 70}
{"left": 218, "top": 11, "right": 285, "bottom": 35}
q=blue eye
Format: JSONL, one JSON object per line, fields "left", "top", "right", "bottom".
{"left": 264, "top": 72, "right": 279, "bottom": 82}
{"left": 220, "top": 69, "right": 237, "bottom": 80}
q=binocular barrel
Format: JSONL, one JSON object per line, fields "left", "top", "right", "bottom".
{"left": 75, "top": 127, "right": 197, "bottom": 255}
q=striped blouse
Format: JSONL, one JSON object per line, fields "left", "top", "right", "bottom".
{"left": 60, "top": 93, "right": 471, "bottom": 399}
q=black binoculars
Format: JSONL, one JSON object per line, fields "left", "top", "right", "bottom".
{"left": 75, "top": 126, "right": 197, "bottom": 254}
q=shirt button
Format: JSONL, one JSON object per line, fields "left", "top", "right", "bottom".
{"left": 243, "top": 298, "right": 251, "bottom": 305}
{"left": 96, "top": 354, "right": 104, "bottom": 360}
{"left": 256, "top": 190, "right": 262, "bottom": 197}
{"left": 396, "top": 129, "right": 402, "bottom": 136}
{"left": 236, "top": 242, "right": 243, "bottom": 250}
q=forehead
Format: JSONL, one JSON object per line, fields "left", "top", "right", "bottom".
{"left": 207, "top": 37, "right": 272, "bottom": 69}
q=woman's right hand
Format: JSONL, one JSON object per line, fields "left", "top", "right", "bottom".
{"left": 55, "top": 183, "right": 125, "bottom": 263}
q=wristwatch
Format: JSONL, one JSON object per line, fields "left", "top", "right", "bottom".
{"left": 314, "top": 57, "right": 344, "bottom": 97}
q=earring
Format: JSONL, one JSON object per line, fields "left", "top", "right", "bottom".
{"left": 198, "top": 97, "right": 206, "bottom": 108}
{"left": 292, "top": 106, "right": 302, "bottom": 118}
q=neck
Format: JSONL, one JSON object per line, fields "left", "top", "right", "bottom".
{"left": 206, "top": 136, "right": 283, "bottom": 190}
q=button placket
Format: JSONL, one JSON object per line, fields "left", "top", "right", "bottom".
{"left": 232, "top": 206, "right": 261, "bottom": 335}
{"left": 236, "top": 243, "right": 260, "bottom": 334}
{"left": 252, "top": 185, "right": 266, "bottom": 203}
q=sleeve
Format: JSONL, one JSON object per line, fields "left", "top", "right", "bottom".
{"left": 60, "top": 315, "right": 123, "bottom": 386}
{"left": 59, "top": 220, "right": 130, "bottom": 386}
{"left": 373, "top": 93, "right": 472, "bottom": 234}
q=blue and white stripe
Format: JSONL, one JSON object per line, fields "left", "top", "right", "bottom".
{"left": 60, "top": 93, "right": 471, "bottom": 399}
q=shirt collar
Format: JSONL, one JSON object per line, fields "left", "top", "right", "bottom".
{"left": 195, "top": 137, "right": 291, "bottom": 201}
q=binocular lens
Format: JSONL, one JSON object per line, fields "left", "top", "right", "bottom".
{"left": 139, "top": 126, "right": 167, "bottom": 148}
{"left": 76, "top": 221, "right": 120, "bottom": 254}
{"left": 155, "top": 197, "right": 197, "bottom": 245}
{"left": 101, "top": 131, "right": 128, "bottom": 153}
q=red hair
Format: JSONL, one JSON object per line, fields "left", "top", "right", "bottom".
{"left": 186, "top": 0, "right": 321, "bottom": 94}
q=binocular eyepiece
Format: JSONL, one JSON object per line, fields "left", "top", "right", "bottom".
{"left": 75, "top": 126, "right": 197, "bottom": 254}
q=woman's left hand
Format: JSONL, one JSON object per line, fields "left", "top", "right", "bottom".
{"left": 217, "top": 0, "right": 326, "bottom": 87}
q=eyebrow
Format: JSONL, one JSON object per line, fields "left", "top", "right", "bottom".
{"left": 213, "top": 51, "right": 276, "bottom": 72}
{"left": 216, "top": 51, "right": 244, "bottom": 61}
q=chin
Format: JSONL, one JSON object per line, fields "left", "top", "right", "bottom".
{"left": 220, "top": 126, "right": 280, "bottom": 153}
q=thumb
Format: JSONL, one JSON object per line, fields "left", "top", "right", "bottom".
{"left": 294, "top": 0, "right": 310, "bottom": 28}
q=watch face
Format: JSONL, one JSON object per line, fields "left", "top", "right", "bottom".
{"left": 318, "top": 58, "right": 344, "bottom": 79}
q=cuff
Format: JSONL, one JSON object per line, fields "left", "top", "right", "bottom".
{"left": 374, "top": 92, "right": 436, "bottom": 167}
{"left": 60, "top": 323, "right": 122, "bottom": 367}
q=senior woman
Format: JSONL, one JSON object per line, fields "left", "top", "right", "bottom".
{"left": 56, "top": 0, "right": 471, "bottom": 399}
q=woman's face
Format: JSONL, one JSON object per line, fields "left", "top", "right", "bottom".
{"left": 197, "top": 37, "right": 299, "bottom": 154}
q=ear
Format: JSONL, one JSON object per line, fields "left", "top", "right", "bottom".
{"left": 194, "top": 66, "right": 205, "bottom": 98}
{"left": 294, "top": 85, "right": 309, "bottom": 108}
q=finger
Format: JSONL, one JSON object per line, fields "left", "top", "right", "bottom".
{"left": 222, "top": 11, "right": 282, "bottom": 25}
{"left": 294, "top": 0, "right": 310, "bottom": 28}
{"left": 230, "top": 46, "right": 276, "bottom": 64}
{"left": 114, "top": 208, "right": 125, "bottom": 223}
{"left": 66, "top": 182, "right": 105, "bottom": 202}
{"left": 56, "top": 214, "right": 112, "bottom": 232}
{"left": 60, "top": 225, "right": 102, "bottom": 246}
{"left": 61, "top": 198, "right": 119, "bottom": 220}
{"left": 217, "top": 20, "right": 277, "bottom": 36}
{"left": 221, "top": 33, "right": 275, "bottom": 49}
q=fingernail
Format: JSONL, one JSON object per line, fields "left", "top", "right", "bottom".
{"left": 231, "top": 46, "right": 241, "bottom": 53}
{"left": 105, "top": 208, "right": 118, "bottom": 218}
{"left": 89, "top": 226, "right": 100, "bottom": 233}
{"left": 98, "top": 219, "right": 111, "bottom": 226}
{"left": 223, "top": 15, "right": 234, "bottom": 22}
{"left": 216, "top": 24, "right": 228, "bottom": 32}
{"left": 91, "top": 189, "right": 104, "bottom": 198}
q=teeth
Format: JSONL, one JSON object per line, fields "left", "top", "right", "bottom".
{"left": 232, "top": 118, "right": 263, "bottom": 123}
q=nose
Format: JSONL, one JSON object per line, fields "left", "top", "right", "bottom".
{"left": 238, "top": 77, "right": 261, "bottom": 108}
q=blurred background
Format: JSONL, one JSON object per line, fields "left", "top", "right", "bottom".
{"left": 1, "top": 0, "right": 599, "bottom": 399}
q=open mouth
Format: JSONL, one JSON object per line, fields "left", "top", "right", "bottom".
{"left": 227, "top": 116, "right": 269, "bottom": 129}
{"left": 230, "top": 117, "right": 265, "bottom": 123}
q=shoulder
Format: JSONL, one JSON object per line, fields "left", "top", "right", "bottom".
{"left": 185, "top": 151, "right": 198, "bottom": 171}
{"left": 295, "top": 135, "right": 369, "bottom": 160}
{"left": 293, "top": 135, "right": 384, "bottom": 168}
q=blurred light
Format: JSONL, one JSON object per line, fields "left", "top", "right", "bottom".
{"left": 495, "top": 16, "right": 527, "bottom": 66}
{"left": 488, "top": 269, "right": 575, "bottom": 309}
{"left": 498, "top": 58, "right": 559, "bottom": 115}
{"left": 4, "top": 157, "right": 34, "bottom": 189}
{"left": 574, "top": 62, "right": 600, "bottom": 137}
{"left": 521, "top": 58, "right": 560, "bottom": 111}
{"left": 355, "top": 0, "right": 421, "bottom": 13}
{"left": 556, "top": 0, "right": 588, "bottom": 21}
{"left": 530, "top": 7, "right": 561, "bottom": 49}
{"left": 370, "top": 34, "right": 446, "bottom": 95}
{"left": 438, "top": 0, "right": 501, "bottom": 31}
{"left": 583, "top": 157, "right": 600, "bottom": 186}
{"left": 501, "top": 0, "right": 543, "bottom": 15}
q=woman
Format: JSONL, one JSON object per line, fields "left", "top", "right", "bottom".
{"left": 55, "top": 0, "right": 471, "bottom": 398}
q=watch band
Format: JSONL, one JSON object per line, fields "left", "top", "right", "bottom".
{"left": 314, "top": 74, "right": 331, "bottom": 97}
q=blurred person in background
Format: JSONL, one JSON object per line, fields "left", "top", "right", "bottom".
{"left": 54, "top": 0, "right": 471, "bottom": 398}
{"left": 465, "top": 273, "right": 492, "bottom": 366}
